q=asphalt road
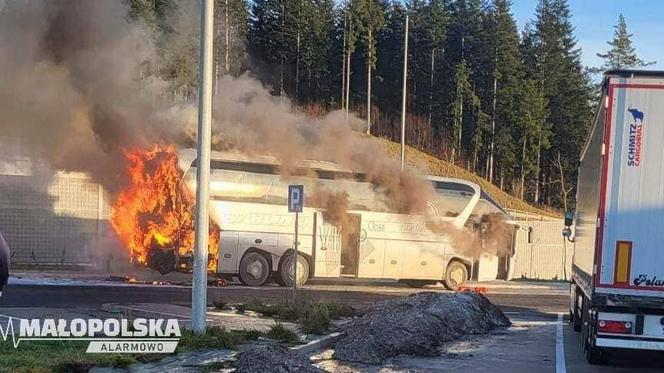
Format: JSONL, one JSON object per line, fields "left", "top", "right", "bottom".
{"left": 0, "top": 282, "right": 566, "bottom": 318}
{"left": 2, "top": 282, "right": 662, "bottom": 372}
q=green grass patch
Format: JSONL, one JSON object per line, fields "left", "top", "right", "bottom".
{"left": 0, "top": 340, "right": 138, "bottom": 373}
{"left": 236, "top": 299, "right": 354, "bottom": 334}
{"left": 0, "top": 326, "right": 267, "bottom": 372}
{"left": 241, "top": 298, "right": 299, "bottom": 321}
{"left": 299, "top": 302, "right": 331, "bottom": 334}
{"left": 177, "top": 326, "right": 268, "bottom": 352}
{"left": 177, "top": 326, "right": 241, "bottom": 351}
{"left": 266, "top": 323, "right": 299, "bottom": 343}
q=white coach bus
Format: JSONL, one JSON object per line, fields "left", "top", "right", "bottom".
{"left": 178, "top": 149, "right": 513, "bottom": 289}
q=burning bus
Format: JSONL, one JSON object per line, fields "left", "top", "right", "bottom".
{"left": 110, "top": 146, "right": 514, "bottom": 289}
{"left": 172, "top": 149, "right": 514, "bottom": 289}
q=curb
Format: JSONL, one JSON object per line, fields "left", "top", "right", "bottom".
{"left": 290, "top": 331, "right": 346, "bottom": 356}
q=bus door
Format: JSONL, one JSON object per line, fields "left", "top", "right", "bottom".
{"left": 340, "top": 214, "right": 361, "bottom": 277}
{"left": 313, "top": 212, "right": 362, "bottom": 278}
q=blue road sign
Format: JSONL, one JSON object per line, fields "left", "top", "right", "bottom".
{"left": 288, "top": 185, "right": 304, "bottom": 213}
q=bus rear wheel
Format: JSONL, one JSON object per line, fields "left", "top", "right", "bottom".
{"left": 279, "top": 254, "right": 309, "bottom": 287}
{"left": 239, "top": 252, "right": 270, "bottom": 286}
{"left": 443, "top": 260, "right": 468, "bottom": 291}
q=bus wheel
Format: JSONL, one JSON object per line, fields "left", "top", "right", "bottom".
{"left": 239, "top": 252, "right": 270, "bottom": 286}
{"left": 443, "top": 260, "right": 468, "bottom": 291}
{"left": 280, "top": 254, "right": 309, "bottom": 287}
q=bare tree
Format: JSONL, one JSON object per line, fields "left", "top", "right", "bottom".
{"left": 551, "top": 152, "right": 574, "bottom": 212}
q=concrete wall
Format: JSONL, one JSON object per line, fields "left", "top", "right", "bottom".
{"left": 511, "top": 219, "right": 572, "bottom": 281}
{"left": 0, "top": 136, "right": 112, "bottom": 265}
{"left": 0, "top": 172, "right": 113, "bottom": 265}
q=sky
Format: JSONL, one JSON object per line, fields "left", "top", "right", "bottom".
{"left": 511, "top": 0, "right": 664, "bottom": 70}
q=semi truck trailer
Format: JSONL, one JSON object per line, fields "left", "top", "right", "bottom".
{"left": 564, "top": 70, "right": 664, "bottom": 363}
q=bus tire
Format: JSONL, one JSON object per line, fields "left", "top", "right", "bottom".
{"left": 279, "top": 254, "right": 309, "bottom": 287}
{"left": 239, "top": 252, "right": 270, "bottom": 287}
{"left": 443, "top": 260, "right": 468, "bottom": 291}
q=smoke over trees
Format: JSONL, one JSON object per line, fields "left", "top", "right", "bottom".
{"left": 3, "top": 0, "right": 636, "bottom": 212}
{"left": 123, "top": 0, "right": 601, "bottom": 210}
{"left": 0, "top": 0, "right": 519, "bottom": 259}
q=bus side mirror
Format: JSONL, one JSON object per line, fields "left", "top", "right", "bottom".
{"left": 564, "top": 211, "right": 574, "bottom": 227}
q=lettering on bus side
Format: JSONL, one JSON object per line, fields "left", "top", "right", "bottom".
{"left": 368, "top": 221, "right": 385, "bottom": 232}
{"left": 399, "top": 223, "right": 426, "bottom": 233}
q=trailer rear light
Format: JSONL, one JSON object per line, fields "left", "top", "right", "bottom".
{"left": 598, "top": 319, "right": 632, "bottom": 334}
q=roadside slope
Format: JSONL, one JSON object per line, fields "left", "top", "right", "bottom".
{"left": 379, "top": 139, "right": 560, "bottom": 218}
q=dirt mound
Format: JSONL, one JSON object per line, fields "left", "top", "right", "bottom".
{"left": 334, "top": 292, "right": 510, "bottom": 364}
{"left": 234, "top": 344, "right": 323, "bottom": 373}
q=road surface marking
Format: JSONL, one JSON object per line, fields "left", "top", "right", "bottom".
{"left": 556, "top": 313, "right": 566, "bottom": 373}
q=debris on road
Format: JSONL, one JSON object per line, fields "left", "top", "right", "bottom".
{"left": 457, "top": 285, "right": 489, "bottom": 294}
{"left": 333, "top": 292, "right": 510, "bottom": 364}
{"left": 234, "top": 344, "right": 324, "bottom": 373}
{"left": 104, "top": 274, "right": 227, "bottom": 287}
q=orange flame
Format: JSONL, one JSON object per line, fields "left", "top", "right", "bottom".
{"left": 110, "top": 145, "right": 219, "bottom": 272}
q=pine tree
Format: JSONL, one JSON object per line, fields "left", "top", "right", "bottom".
{"left": 423, "top": 0, "right": 449, "bottom": 131}
{"left": 449, "top": 61, "right": 484, "bottom": 165}
{"left": 487, "top": 0, "right": 521, "bottom": 185}
{"left": 215, "top": 0, "right": 249, "bottom": 82}
{"left": 594, "top": 13, "right": 655, "bottom": 72}
{"left": 517, "top": 79, "right": 549, "bottom": 200}
{"left": 303, "top": 0, "right": 337, "bottom": 105}
{"left": 525, "top": 0, "right": 592, "bottom": 206}
{"left": 445, "top": 0, "right": 490, "bottom": 171}
{"left": 375, "top": 2, "right": 406, "bottom": 118}
{"left": 343, "top": 0, "right": 364, "bottom": 118}
{"left": 249, "top": 0, "right": 286, "bottom": 94}
{"left": 358, "top": 0, "right": 386, "bottom": 134}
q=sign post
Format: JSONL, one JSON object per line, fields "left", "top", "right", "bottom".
{"left": 288, "top": 185, "right": 304, "bottom": 300}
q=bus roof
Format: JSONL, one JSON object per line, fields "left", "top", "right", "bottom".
{"left": 177, "top": 148, "right": 508, "bottom": 216}
{"left": 177, "top": 148, "right": 354, "bottom": 174}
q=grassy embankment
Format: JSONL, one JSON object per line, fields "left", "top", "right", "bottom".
{"left": 380, "top": 138, "right": 561, "bottom": 219}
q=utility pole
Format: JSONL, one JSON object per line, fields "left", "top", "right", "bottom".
{"left": 341, "top": 12, "right": 347, "bottom": 110}
{"left": 400, "top": 15, "right": 409, "bottom": 170}
{"left": 366, "top": 28, "right": 372, "bottom": 135}
{"left": 488, "top": 50, "right": 497, "bottom": 183}
{"left": 192, "top": 0, "right": 215, "bottom": 335}
{"left": 345, "top": 19, "right": 352, "bottom": 123}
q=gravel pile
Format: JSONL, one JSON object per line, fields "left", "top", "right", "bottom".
{"left": 234, "top": 344, "right": 324, "bottom": 373}
{"left": 334, "top": 292, "right": 510, "bottom": 364}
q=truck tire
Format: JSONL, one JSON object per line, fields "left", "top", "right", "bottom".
{"left": 443, "top": 260, "right": 468, "bottom": 291}
{"left": 572, "top": 288, "right": 582, "bottom": 332}
{"left": 581, "top": 298, "right": 610, "bottom": 365}
{"left": 279, "top": 254, "right": 309, "bottom": 287}
{"left": 239, "top": 252, "right": 270, "bottom": 286}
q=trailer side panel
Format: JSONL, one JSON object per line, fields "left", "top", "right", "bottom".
{"left": 597, "top": 78, "right": 664, "bottom": 296}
